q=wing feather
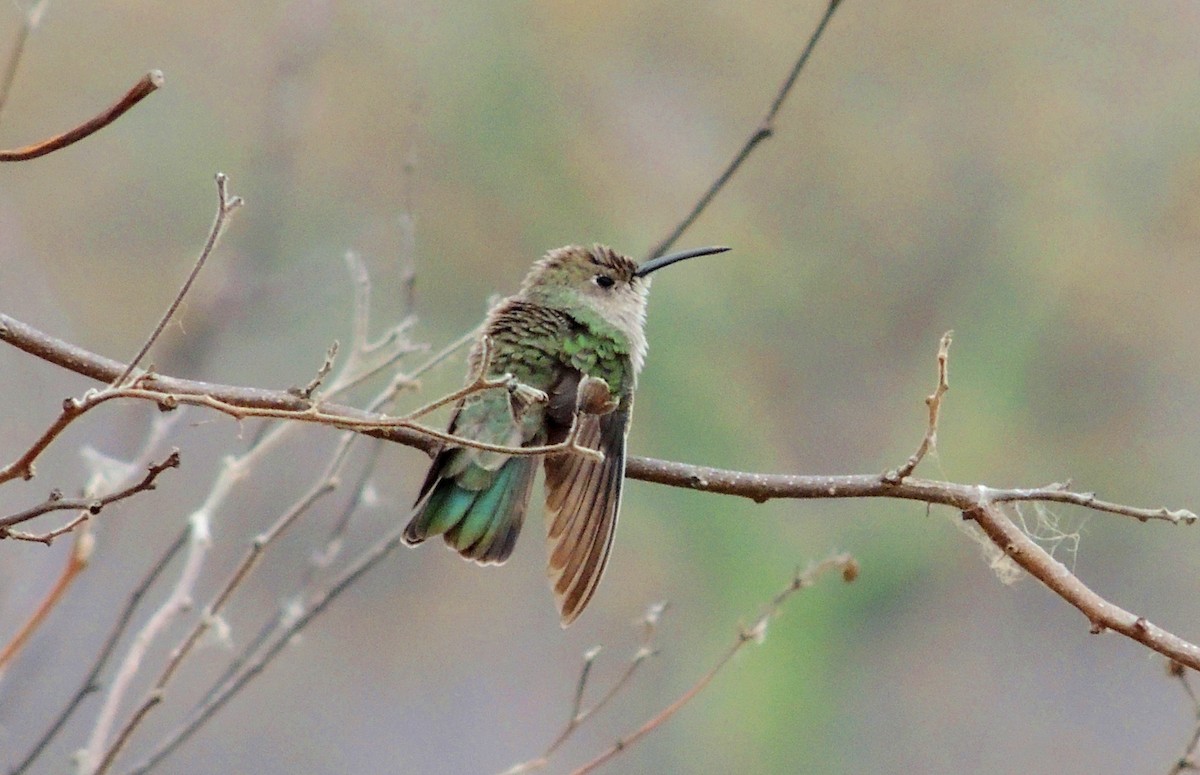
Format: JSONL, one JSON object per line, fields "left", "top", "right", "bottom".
{"left": 543, "top": 407, "right": 629, "bottom": 625}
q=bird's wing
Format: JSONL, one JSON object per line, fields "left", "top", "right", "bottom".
{"left": 542, "top": 400, "right": 630, "bottom": 626}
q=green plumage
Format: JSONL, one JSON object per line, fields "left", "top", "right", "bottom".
{"left": 401, "top": 243, "right": 726, "bottom": 625}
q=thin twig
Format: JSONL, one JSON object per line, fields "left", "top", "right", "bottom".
{"left": 0, "top": 70, "right": 163, "bottom": 162}
{"left": 0, "top": 451, "right": 180, "bottom": 539}
{"left": 305, "top": 438, "right": 386, "bottom": 581}
{"left": 0, "top": 527, "right": 93, "bottom": 676}
{"left": 12, "top": 376, "right": 592, "bottom": 465}
{"left": 884, "top": 330, "right": 952, "bottom": 483}
{"left": 94, "top": 378, "right": 447, "bottom": 770}
{"left": 81, "top": 421, "right": 285, "bottom": 775}
{"left": 1167, "top": 661, "right": 1200, "bottom": 774}
{"left": 124, "top": 517, "right": 416, "bottom": 775}
{"left": 0, "top": 0, "right": 51, "bottom": 123}
{"left": 113, "top": 174, "right": 243, "bottom": 387}
{"left": 79, "top": 514, "right": 211, "bottom": 775}
{"left": 87, "top": 253, "right": 432, "bottom": 773}
{"left": 290, "top": 341, "right": 339, "bottom": 400}
{"left": 194, "top": 436, "right": 387, "bottom": 715}
{"left": 571, "top": 554, "right": 858, "bottom": 775}
{"left": 137, "top": 409, "right": 365, "bottom": 713}
{"left": 502, "top": 603, "right": 666, "bottom": 774}
{"left": 8, "top": 416, "right": 183, "bottom": 772}
{"left": 8, "top": 527, "right": 188, "bottom": 775}
{"left": 645, "top": 0, "right": 844, "bottom": 260}
{"left": 0, "top": 392, "right": 93, "bottom": 484}
{"left": 188, "top": 441, "right": 382, "bottom": 726}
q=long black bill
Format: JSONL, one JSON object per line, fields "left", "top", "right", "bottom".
{"left": 634, "top": 245, "right": 730, "bottom": 278}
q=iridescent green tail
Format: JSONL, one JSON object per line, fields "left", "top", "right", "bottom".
{"left": 403, "top": 456, "right": 536, "bottom": 565}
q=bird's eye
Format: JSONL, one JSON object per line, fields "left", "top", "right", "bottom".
{"left": 593, "top": 274, "right": 616, "bottom": 289}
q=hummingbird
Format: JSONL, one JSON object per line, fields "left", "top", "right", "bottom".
{"left": 402, "top": 243, "right": 729, "bottom": 625}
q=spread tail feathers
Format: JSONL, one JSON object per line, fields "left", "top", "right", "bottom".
{"left": 403, "top": 455, "right": 536, "bottom": 565}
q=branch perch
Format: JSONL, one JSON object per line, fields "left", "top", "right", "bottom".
{"left": 3, "top": 313, "right": 1199, "bottom": 680}
{"left": 0, "top": 70, "right": 163, "bottom": 161}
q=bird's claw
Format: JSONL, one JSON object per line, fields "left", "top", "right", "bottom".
{"left": 507, "top": 378, "right": 549, "bottom": 421}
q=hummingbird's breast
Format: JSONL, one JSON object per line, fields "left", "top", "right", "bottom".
{"left": 571, "top": 286, "right": 649, "bottom": 377}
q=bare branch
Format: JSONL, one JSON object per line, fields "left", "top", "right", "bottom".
{"left": 966, "top": 502, "right": 1200, "bottom": 671}
{"left": 645, "top": 0, "right": 844, "bottom": 259}
{"left": 79, "top": 514, "right": 211, "bottom": 775}
{"left": 123, "top": 516, "right": 417, "bottom": 775}
{"left": 571, "top": 554, "right": 858, "bottom": 775}
{"left": 0, "top": 70, "right": 163, "bottom": 162}
{"left": 0, "top": 393, "right": 92, "bottom": 485}
{"left": 113, "top": 173, "right": 244, "bottom": 388}
{"left": 192, "top": 437, "right": 385, "bottom": 734}
{"left": 0, "top": 311, "right": 443, "bottom": 456}
{"left": 319, "top": 252, "right": 429, "bottom": 398}
{"left": 83, "top": 267, "right": 433, "bottom": 772}
{"left": 0, "top": 451, "right": 180, "bottom": 539}
{"left": 502, "top": 603, "right": 666, "bottom": 774}
{"left": 2, "top": 312, "right": 1192, "bottom": 516}
{"left": 8, "top": 528, "right": 188, "bottom": 775}
{"left": 3, "top": 315, "right": 1200, "bottom": 676}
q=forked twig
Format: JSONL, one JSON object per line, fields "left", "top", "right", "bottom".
{"left": 123, "top": 517, "right": 417, "bottom": 775}
{"left": 0, "top": 70, "right": 163, "bottom": 161}
{"left": 0, "top": 451, "right": 180, "bottom": 540}
{"left": 571, "top": 554, "right": 858, "bottom": 775}
{"left": 501, "top": 603, "right": 666, "bottom": 775}
{"left": 113, "top": 173, "right": 243, "bottom": 387}
{"left": 291, "top": 341, "right": 339, "bottom": 400}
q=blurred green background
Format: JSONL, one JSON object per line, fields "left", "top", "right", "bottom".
{"left": 3, "top": 1, "right": 1200, "bottom": 772}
